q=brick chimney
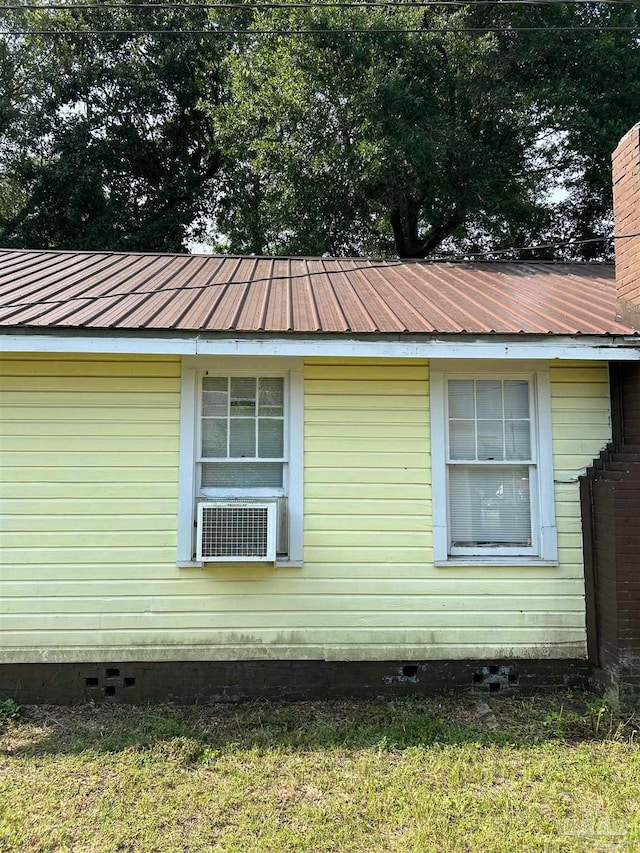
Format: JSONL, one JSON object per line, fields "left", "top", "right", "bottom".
{"left": 613, "top": 123, "right": 640, "bottom": 330}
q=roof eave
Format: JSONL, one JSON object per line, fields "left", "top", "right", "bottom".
{"left": 2, "top": 327, "right": 639, "bottom": 361}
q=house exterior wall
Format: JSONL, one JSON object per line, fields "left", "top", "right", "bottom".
{"left": 0, "top": 353, "right": 611, "bottom": 664}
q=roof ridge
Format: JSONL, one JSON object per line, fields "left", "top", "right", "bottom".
{"left": 0, "top": 247, "right": 615, "bottom": 265}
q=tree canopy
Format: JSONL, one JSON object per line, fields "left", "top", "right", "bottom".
{"left": 0, "top": 5, "right": 229, "bottom": 252}
{"left": 0, "top": 3, "right": 639, "bottom": 258}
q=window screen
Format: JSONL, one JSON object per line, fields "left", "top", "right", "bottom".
{"left": 201, "top": 376, "right": 285, "bottom": 490}
{"left": 447, "top": 379, "right": 534, "bottom": 550}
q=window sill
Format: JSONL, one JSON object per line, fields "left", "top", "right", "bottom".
{"left": 434, "top": 558, "right": 559, "bottom": 568}
{"left": 177, "top": 559, "right": 303, "bottom": 569}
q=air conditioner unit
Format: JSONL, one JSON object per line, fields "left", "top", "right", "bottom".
{"left": 197, "top": 501, "right": 278, "bottom": 562}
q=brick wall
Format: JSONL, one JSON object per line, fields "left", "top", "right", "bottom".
{"left": 613, "top": 123, "right": 640, "bottom": 329}
{"left": 582, "top": 362, "right": 640, "bottom": 706}
{"left": 621, "top": 363, "right": 640, "bottom": 443}
{"left": 0, "top": 659, "right": 590, "bottom": 704}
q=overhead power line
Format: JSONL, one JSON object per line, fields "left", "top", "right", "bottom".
{"left": 2, "top": 0, "right": 639, "bottom": 8}
{"left": 446, "top": 234, "right": 622, "bottom": 258}
{"left": 0, "top": 233, "right": 635, "bottom": 314}
{"left": 1, "top": 24, "right": 639, "bottom": 33}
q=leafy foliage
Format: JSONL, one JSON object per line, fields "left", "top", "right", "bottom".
{"left": 0, "top": 3, "right": 639, "bottom": 256}
{"left": 0, "top": 6, "right": 229, "bottom": 252}
{"left": 215, "top": 4, "right": 640, "bottom": 258}
{"left": 0, "top": 697, "right": 20, "bottom": 721}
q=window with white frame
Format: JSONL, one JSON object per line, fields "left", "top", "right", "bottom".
{"left": 431, "top": 365, "right": 557, "bottom": 564}
{"left": 199, "top": 376, "right": 286, "bottom": 494}
{"left": 177, "top": 358, "right": 304, "bottom": 566}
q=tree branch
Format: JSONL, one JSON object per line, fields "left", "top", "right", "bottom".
{"left": 389, "top": 208, "right": 410, "bottom": 258}
{"left": 392, "top": 209, "right": 464, "bottom": 258}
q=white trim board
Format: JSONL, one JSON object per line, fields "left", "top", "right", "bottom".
{"left": 2, "top": 332, "right": 640, "bottom": 360}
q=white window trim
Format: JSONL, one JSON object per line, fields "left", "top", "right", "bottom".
{"left": 177, "top": 356, "right": 304, "bottom": 567}
{"left": 430, "top": 360, "right": 558, "bottom": 566}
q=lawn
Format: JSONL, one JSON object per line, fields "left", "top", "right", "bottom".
{"left": 0, "top": 692, "right": 639, "bottom": 852}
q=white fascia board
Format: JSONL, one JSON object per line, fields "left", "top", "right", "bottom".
{"left": 1, "top": 332, "right": 640, "bottom": 360}
{"left": 0, "top": 334, "right": 195, "bottom": 355}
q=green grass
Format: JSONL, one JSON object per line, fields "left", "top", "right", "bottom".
{"left": 1, "top": 692, "right": 639, "bottom": 852}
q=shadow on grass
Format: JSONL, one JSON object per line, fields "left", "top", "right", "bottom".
{"left": 3, "top": 692, "right": 635, "bottom": 759}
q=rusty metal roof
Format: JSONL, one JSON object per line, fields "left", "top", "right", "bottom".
{"left": 0, "top": 249, "right": 633, "bottom": 336}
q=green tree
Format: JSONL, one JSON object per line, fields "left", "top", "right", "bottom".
{"left": 0, "top": 5, "right": 230, "bottom": 252}
{"left": 0, "top": 3, "right": 638, "bottom": 258}
{"left": 214, "top": 4, "right": 640, "bottom": 258}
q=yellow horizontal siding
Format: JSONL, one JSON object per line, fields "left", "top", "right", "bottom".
{"left": 0, "top": 421, "right": 180, "bottom": 437}
{"left": 3, "top": 612, "right": 583, "bottom": 632}
{"left": 308, "top": 408, "right": 429, "bottom": 424}
{"left": 1, "top": 406, "right": 179, "bottom": 422}
{"left": 306, "top": 468, "right": 431, "bottom": 485}
{"left": 549, "top": 362, "right": 610, "bottom": 648}
{"left": 0, "top": 593, "right": 585, "bottom": 612}
{"left": 1, "top": 566, "right": 586, "bottom": 585}
{"left": 551, "top": 363, "right": 610, "bottom": 486}
{"left": 0, "top": 354, "right": 610, "bottom": 663}
{"left": 0, "top": 354, "right": 182, "bottom": 663}
{"left": 299, "top": 358, "right": 593, "bottom": 659}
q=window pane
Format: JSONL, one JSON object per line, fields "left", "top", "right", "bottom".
{"left": 202, "top": 377, "right": 227, "bottom": 417}
{"left": 201, "top": 462, "right": 283, "bottom": 488}
{"left": 506, "top": 421, "right": 531, "bottom": 460}
{"left": 230, "top": 377, "right": 256, "bottom": 416}
{"left": 258, "top": 418, "right": 284, "bottom": 458}
{"left": 449, "top": 420, "right": 475, "bottom": 460}
{"left": 476, "top": 380, "right": 503, "bottom": 419}
{"left": 448, "top": 380, "right": 474, "bottom": 418}
{"left": 477, "top": 420, "right": 504, "bottom": 460}
{"left": 449, "top": 466, "right": 531, "bottom": 547}
{"left": 504, "top": 380, "right": 529, "bottom": 419}
{"left": 202, "top": 419, "right": 227, "bottom": 457}
{"left": 259, "top": 378, "right": 284, "bottom": 417}
{"left": 230, "top": 418, "right": 255, "bottom": 457}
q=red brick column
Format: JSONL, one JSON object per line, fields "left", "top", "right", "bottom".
{"left": 613, "top": 123, "right": 640, "bottom": 329}
{"left": 582, "top": 363, "right": 640, "bottom": 706}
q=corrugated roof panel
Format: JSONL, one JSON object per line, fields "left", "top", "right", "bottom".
{"left": 302, "top": 261, "right": 347, "bottom": 333}
{"left": 291, "top": 263, "right": 321, "bottom": 333}
{"left": 388, "top": 264, "right": 475, "bottom": 333}
{"left": 335, "top": 263, "right": 406, "bottom": 333}
{"left": 0, "top": 248, "right": 634, "bottom": 336}
{"left": 0, "top": 252, "right": 115, "bottom": 307}
{"left": 361, "top": 265, "right": 437, "bottom": 332}
{"left": 262, "top": 259, "right": 292, "bottom": 332}
{"left": 205, "top": 257, "right": 256, "bottom": 329}
{"left": 172, "top": 257, "right": 230, "bottom": 329}
{"left": 436, "top": 264, "right": 565, "bottom": 333}
{"left": 137, "top": 256, "right": 215, "bottom": 329}
{"left": 326, "top": 265, "right": 377, "bottom": 333}
{"left": 63, "top": 256, "right": 175, "bottom": 327}
{"left": 469, "top": 264, "right": 600, "bottom": 334}
{"left": 401, "top": 264, "right": 505, "bottom": 333}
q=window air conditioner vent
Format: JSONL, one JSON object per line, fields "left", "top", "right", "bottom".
{"left": 197, "top": 501, "right": 277, "bottom": 562}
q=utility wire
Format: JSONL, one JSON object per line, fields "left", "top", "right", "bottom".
{"left": 2, "top": 1, "right": 639, "bottom": 7}
{"left": 1, "top": 25, "right": 639, "bottom": 33}
{"left": 0, "top": 233, "right": 636, "bottom": 314}
{"left": 445, "top": 234, "right": 623, "bottom": 258}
